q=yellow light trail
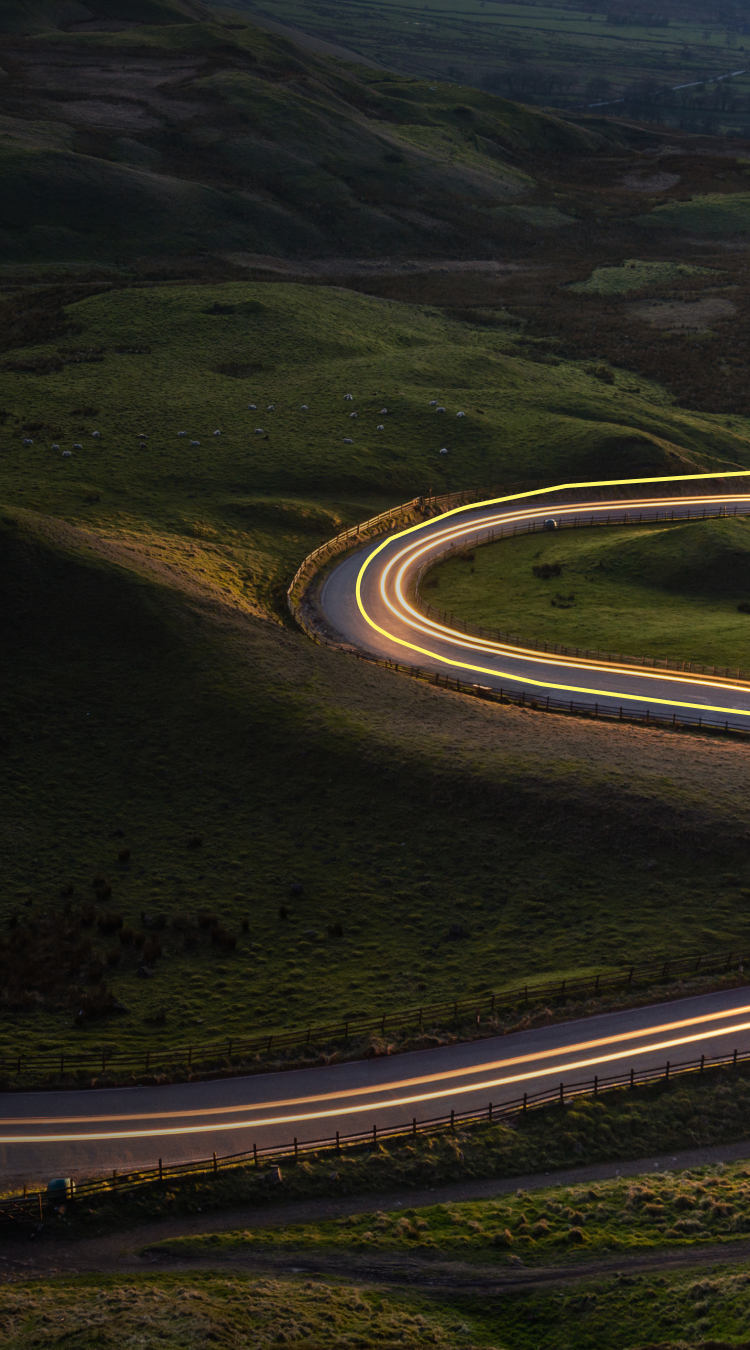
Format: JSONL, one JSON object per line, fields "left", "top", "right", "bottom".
{"left": 3, "top": 1001, "right": 748, "bottom": 1129}
{"left": 355, "top": 472, "right": 750, "bottom": 716}
{"left": 4, "top": 1010, "right": 749, "bottom": 1143}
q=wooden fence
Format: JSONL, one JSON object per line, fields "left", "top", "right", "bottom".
{"left": 4, "top": 1043, "right": 749, "bottom": 1225}
{"left": 1, "top": 945, "right": 746, "bottom": 1085}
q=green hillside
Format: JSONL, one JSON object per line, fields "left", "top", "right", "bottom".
{"left": 428, "top": 518, "right": 750, "bottom": 672}
{"left": 2, "top": 280, "right": 748, "bottom": 1062}
{"left": 0, "top": 4, "right": 605, "bottom": 263}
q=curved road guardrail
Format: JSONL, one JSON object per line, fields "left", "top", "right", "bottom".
{"left": 306, "top": 470, "right": 750, "bottom": 732}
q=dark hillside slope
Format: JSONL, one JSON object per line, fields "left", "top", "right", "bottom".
{"left": 0, "top": 3, "right": 607, "bottom": 262}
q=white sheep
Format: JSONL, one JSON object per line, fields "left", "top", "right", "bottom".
{"left": 457, "top": 411, "right": 465, "bottom": 418}
{"left": 429, "top": 399, "right": 437, "bottom": 405}
{"left": 190, "top": 440, "right": 200, "bottom": 446}
{"left": 62, "top": 450, "right": 72, "bottom": 458}
{"left": 344, "top": 393, "right": 353, "bottom": 401}
{"left": 92, "top": 431, "right": 101, "bottom": 438}
{"left": 177, "top": 432, "right": 187, "bottom": 438}
{"left": 301, "top": 405, "right": 308, "bottom": 411}
{"left": 22, "top": 438, "right": 33, "bottom": 446}
{"left": 73, "top": 442, "right": 82, "bottom": 449}
{"left": 214, "top": 430, "right": 221, "bottom": 436}
{"left": 52, "top": 443, "right": 60, "bottom": 450}
{"left": 344, "top": 437, "right": 353, "bottom": 444}
{"left": 255, "top": 428, "right": 264, "bottom": 434}
{"left": 349, "top": 411, "right": 357, "bottom": 418}
{"left": 439, "top": 447, "right": 448, "bottom": 454}
{"left": 248, "top": 404, "right": 257, "bottom": 410}
{"left": 436, "top": 406, "right": 445, "bottom": 413}
{"left": 380, "top": 407, "right": 388, "bottom": 414}
{"left": 267, "top": 404, "right": 275, "bottom": 411}
{"left": 376, "top": 424, "right": 385, "bottom": 431}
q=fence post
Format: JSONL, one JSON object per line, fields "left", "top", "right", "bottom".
{"left": 733, "top": 1048, "right": 738, "bottom": 1068}
{"left": 450, "top": 1109, "right": 455, "bottom": 1132}
{"left": 665, "top": 1061, "right": 670, "bottom": 1083}
{"left": 336, "top": 1131, "right": 340, "bottom": 1153}
{"left": 254, "top": 1143, "right": 258, "bottom": 1168}
{"left": 159, "top": 1158, "right": 163, "bottom": 1182}
{"left": 594, "top": 1075, "right": 598, "bottom": 1097}
{"left": 630, "top": 1068, "right": 634, "bottom": 1089}
{"left": 294, "top": 1137, "right": 298, "bottom": 1159}
{"left": 372, "top": 1124, "right": 377, "bottom": 1148}
{"left": 523, "top": 1092, "right": 527, "bottom": 1112}
{"left": 559, "top": 1081, "right": 564, "bottom": 1106}
{"left": 488, "top": 1102, "right": 493, "bottom": 1122}
{"left": 413, "top": 1117, "right": 417, "bottom": 1137}
{"left": 700, "top": 1054, "right": 705, "bottom": 1074}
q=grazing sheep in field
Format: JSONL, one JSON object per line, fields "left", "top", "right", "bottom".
{"left": 429, "top": 399, "right": 437, "bottom": 405}
{"left": 213, "top": 430, "right": 221, "bottom": 436}
{"left": 349, "top": 411, "right": 357, "bottom": 418}
{"left": 439, "top": 447, "right": 448, "bottom": 454}
{"left": 177, "top": 432, "right": 187, "bottom": 438}
{"left": 344, "top": 437, "right": 353, "bottom": 444}
{"left": 248, "top": 404, "right": 257, "bottom": 410}
{"left": 255, "top": 428, "right": 264, "bottom": 434}
{"left": 344, "top": 393, "right": 353, "bottom": 401}
{"left": 457, "top": 411, "right": 465, "bottom": 418}
{"left": 267, "top": 404, "right": 274, "bottom": 411}
{"left": 376, "top": 424, "right": 385, "bottom": 431}
{"left": 301, "top": 405, "right": 308, "bottom": 411}
{"left": 380, "top": 408, "right": 388, "bottom": 414}
{"left": 62, "top": 450, "right": 72, "bottom": 458}
{"left": 190, "top": 440, "right": 200, "bottom": 446}
{"left": 22, "top": 438, "right": 33, "bottom": 446}
{"left": 52, "top": 443, "right": 60, "bottom": 450}
{"left": 92, "top": 431, "right": 101, "bottom": 438}
{"left": 73, "top": 442, "right": 82, "bottom": 449}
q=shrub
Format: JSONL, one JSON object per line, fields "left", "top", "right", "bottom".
{"left": 118, "top": 847, "right": 131, "bottom": 863}
{"left": 586, "top": 364, "right": 615, "bottom": 384}
{"left": 328, "top": 922, "right": 344, "bottom": 937}
{"left": 532, "top": 562, "right": 562, "bottom": 579}
{"left": 74, "top": 983, "right": 117, "bottom": 1025}
{"left": 187, "top": 833, "right": 203, "bottom": 849}
{"left": 119, "top": 925, "right": 137, "bottom": 945}
{"left": 210, "top": 926, "right": 237, "bottom": 952}
{"left": 106, "top": 949, "right": 121, "bottom": 968}
{"left": 738, "top": 601, "right": 750, "bottom": 613}
{"left": 98, "top": 912, "right": 123, "bottom": 935}
{"left": 143, "top": 936, "right": 162, "bottom": 963}
{"left": 197, "top": 911, "right": 219, "bottom": 930}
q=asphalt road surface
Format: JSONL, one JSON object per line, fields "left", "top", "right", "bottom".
{"left": 319, "top": 485, "right": 750, "bottom": 729}
{"left": 1, "top": 988, "right": 749, "bottom": 1187}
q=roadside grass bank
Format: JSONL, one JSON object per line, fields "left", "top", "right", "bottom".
{"left": 5, "top": 282, "right": 750, "bottom": 1057}
{"left": 425, "top": 518, "right": 750, "bottom": 672}
{"left": 19, "top": 1060, "right": 750, "bottom": 1241}
{"left": 148, "top": 1155, "right": 750, "bottom": 1265}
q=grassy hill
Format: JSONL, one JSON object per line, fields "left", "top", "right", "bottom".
{"left": 0, "top": 2, "right": 607, "bottom": 264}
{"left": 428, "top": 517, "right": 750, "bottom": 672}
{"left": 2, "top": 279, "right": 750, "bottom": 1063}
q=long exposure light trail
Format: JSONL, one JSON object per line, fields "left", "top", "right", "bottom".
{"left": 353, "top": 471, "right": 750, "bottom": 717}
{"left": 4, "top": 1008, "right": 750, "bottom": 1144}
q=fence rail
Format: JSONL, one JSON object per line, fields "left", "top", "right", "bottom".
{"left": 5, "top": 1044, "right": 750, "bottom": 1225}
{"left": 1, "top": 946, "right": 746, "bottom": 1085}
{"left": 413, "top": 499, "right": 750, "bottom": 684}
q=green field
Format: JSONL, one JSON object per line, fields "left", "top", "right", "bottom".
{"left": 230, "top": 0, "right": 750, "bottom": 130}
{"left": 4, "top": 1260, "right": 750, "bottom": 1350}
{"left": 426, "top": 517, "right": 750, "bottom": 673}
{"left": 2, "top": 280, "right": 750, "bottom": 1066}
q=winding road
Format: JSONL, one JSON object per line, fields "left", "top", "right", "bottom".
{"left": 1, "top": 989, "right": 750, "bottom": 1187}
{"left": 319, "top": 473, "right": 750, "bottom": 729}
{"left": 3, "top": 474, "right": 750, "bottom": 1193}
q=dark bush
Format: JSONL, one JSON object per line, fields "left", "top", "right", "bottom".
{"left": 241, "top": 918, "right": 249, "bottom": 932}
{"left": 60, "top": 881, "right": 74, "bottom": 897}
{"left": 88, "top": 959, "right": 105, "bottom": 983}
{"left": 74, "top": 983, "right": 117, "bottom": 1025}
{"left": 290, "top": 882, "right": 304, "bottom": 897}
{"left": 80, "top": 902, "right": 95, "bottom": 926}
{"left": 738, "top": 601, "right": 750, "bottom": 614}
{"left": 328, "top": 922, "right": 344, "bottom": 937}
{"left": 119, "top": 925, "right": 137, "bottom": 945}
{"left": 106, "top": 949, "right": 121, "bottom": 968}
{"left": 187, "top": 833, "right": 203, "bottom": 849}
{"left": 143, "top": 936, "right": 162, "bottom": 963}
{"left": 144, "top": 1007, "right": 167, "bottom": 1025}
{"left": 279, "top": 904, "right": 289, "bottom": 920}
{"left": 586, "top": 364, "right": 615, "bottom": 384}
{"left": 98, "top": 912, "right": 123, "bottom": 935}
{"left": 210, "top": 926, "right": 237, "bottom": 952}
{"left": 117, "top": 847, "right": 131, "bottom": 863}
{"left": 533, "top": 562, "right": 562, "bottom": 579}
{"left": 133, "top": 931, "right": 145, "bottom": 949}
{"left": 197, "top": 911, "right": 219, "bottom": 929}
